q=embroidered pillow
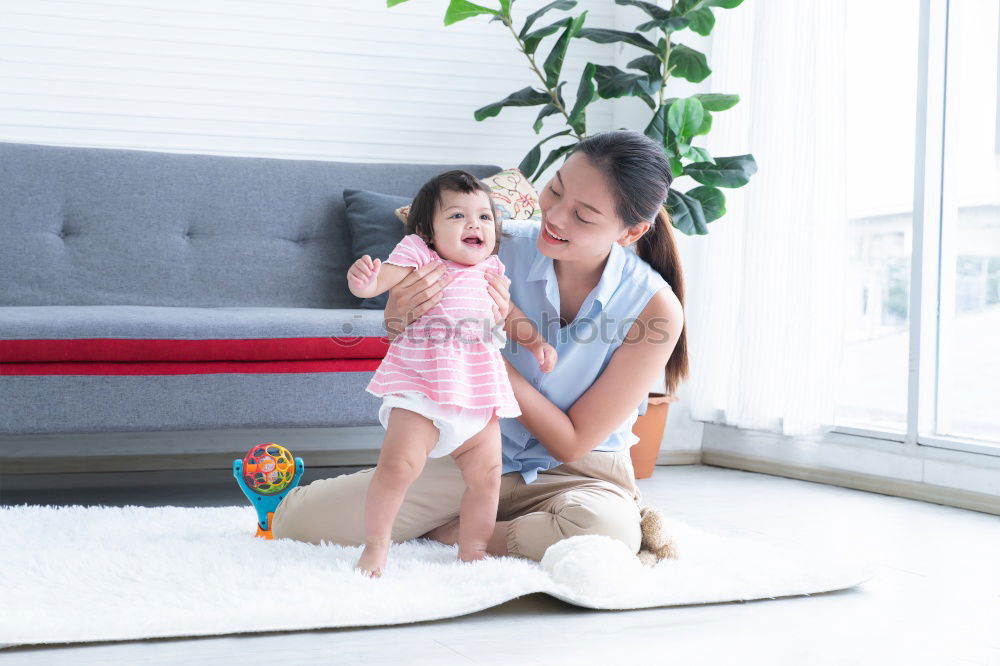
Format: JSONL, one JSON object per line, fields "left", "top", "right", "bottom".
{"left": 394, "top": 167, "right": 542, "bottom": 225}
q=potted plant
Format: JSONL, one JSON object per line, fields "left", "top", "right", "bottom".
{"left": 630, "top": 392, "right": 679, "bottom": 478}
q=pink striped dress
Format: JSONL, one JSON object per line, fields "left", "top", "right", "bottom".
{"left": 365, "top": 234, "right": 522, "bottom": 418}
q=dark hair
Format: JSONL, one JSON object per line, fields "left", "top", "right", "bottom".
{"left": 568, "top": 129, "right": 689, "bottom": 396}
{"left": 406, "top": 169, "right": 503, "bottom": 256}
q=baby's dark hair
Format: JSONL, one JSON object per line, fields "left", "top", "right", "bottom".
{"left": 407, "top": 169, "right": 504, "bottom": 255}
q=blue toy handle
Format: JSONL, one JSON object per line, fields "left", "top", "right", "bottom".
{"left": 233, "top": 456, "right": 305, "bottom": 537}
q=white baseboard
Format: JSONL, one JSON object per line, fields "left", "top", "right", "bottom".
{"left": 698, "top": 423, "right": 1000, "bottom": 516}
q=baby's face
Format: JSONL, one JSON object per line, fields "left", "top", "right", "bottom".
{"left": 430, "top": 190, "right": 498, "bottom": 265}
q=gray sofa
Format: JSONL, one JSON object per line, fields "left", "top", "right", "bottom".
{"left": 0, "top": 141, "right": 501, "bottom": 450}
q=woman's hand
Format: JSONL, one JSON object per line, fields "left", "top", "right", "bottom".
{"left": 383, "top": 261, "right": 449, "bottom": 340}
{"left": 486, "top": 272, "right": 511, "bottom": 323}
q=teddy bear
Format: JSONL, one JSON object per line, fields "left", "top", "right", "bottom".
{"left": 636, "top": 505, "right": 678, "bottom": 566}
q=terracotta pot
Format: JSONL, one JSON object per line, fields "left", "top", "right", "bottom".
{"left": 629, "top": 392, "right": 678, "bottom": 479}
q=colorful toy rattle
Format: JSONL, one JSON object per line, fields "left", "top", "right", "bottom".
{"left": 232, "top": 442, "right": 305, "bottom": 539}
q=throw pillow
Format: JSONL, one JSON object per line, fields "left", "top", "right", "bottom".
{"left": 342, "top": 188, "right": 412, "bottom": 310}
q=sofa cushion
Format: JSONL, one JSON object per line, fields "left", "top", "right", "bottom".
{"left": 341, "top": 189, "right": 411, "bottom": 311}
{"left": 0, "top": 306, "right": 390, "bottom": 372}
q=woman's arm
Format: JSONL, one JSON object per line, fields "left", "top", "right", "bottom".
{"left": 382, "top": 262, "right": 449, "bottom": 340}
{"left": 384, "top": 266, "right": 511, "bottom": 341}
{"left": 506, "top": 286, "right": 684, "bottom": 464}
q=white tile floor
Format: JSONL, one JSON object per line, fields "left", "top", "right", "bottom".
{"left": 2, "top": 464, "right": 998, "bottom": 665}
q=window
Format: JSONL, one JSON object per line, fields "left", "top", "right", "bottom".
{"left": 838, "top": 0, "right": 919, "bottom": 434}
{"left": 838, "top": 0, "right": 1000, "bottom": 452}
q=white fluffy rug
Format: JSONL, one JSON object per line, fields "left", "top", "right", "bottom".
{"left": 0, "top": 504, "right": 876, "bottom": 648}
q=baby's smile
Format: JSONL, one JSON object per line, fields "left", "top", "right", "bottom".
{"left": 461, "top": 231, "right": 484, "bottom": 248}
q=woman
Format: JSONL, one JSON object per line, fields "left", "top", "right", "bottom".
{"left": 271, "top": 129, "right": 688, "bottom": 563}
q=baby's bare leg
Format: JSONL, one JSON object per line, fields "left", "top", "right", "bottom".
{"left": 449, "top": 414, "right": 502, "bottom": 562}
{"left": 356, "top": 407, "right": 439, "bottom": 577}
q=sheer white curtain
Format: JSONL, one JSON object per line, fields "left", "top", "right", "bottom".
{"left": 686, "top": 0, "right": 849, "bottom": 436}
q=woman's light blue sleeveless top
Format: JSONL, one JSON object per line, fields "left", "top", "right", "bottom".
{"left": 497, "top": 218, "right": 671, "bottom": 483}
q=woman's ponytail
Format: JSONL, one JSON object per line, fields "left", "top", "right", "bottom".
{"left": 569, "top": 129, "right": 690, "bottom": 396}
{"left": 635, "top": 205, "right": 689, "bottom": 396}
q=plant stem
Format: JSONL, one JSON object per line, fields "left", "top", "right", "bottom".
{"left": 659, "top": 0, "right": 679, "bottom": 107}
{"left": 501, "top": 15, "right": 583, "bottom": 140}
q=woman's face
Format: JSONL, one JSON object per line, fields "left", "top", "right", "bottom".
{"left": 536, "top": 151, "right": 646, "bottom": 262}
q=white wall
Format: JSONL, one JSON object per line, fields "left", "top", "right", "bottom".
{"left": 0, "top": 0, "right": 616, "bottom": 179}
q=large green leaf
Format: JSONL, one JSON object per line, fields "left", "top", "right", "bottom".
{"left": 536, "top": 142, "right": 577, "bottom": 179}
{"left": 520, "top": 0, "right": 577, "bottom": 39}
{"left": 666, "top": 96, "right": 705, "bottom": 143}
{"left": 575, "top": 27, "right": 659, "bottom": 54}
{"left": 621, "top": 0, "right": 690, "bottom": 33}
{"left": 684, "top": 8, "right": 715, "bottom": 35}
{"left": 693, "top": 93, "right": 739, "bottom": 111}
{"left": 686, "top": 146, "right": 714, "bottom": 163}
{"left": 703, "top": 0, "right": 744, "bottom": 8}
{"left": 693, "top": 109, "right": 713, "bottom": 136}
{"left": 678, "top": 0, "right": 743, "bottom": 10}
{"left": 683, "top": 154, "right": 758, "bottom": 187}
{"left": 645, "top": 104, "right": 668, "bottom": 146}
{"left": 386, "top": 0, "right": 411, "bottom": 6}
{"left": 685, "top": 185, "right": 726, "bottom": 222}
{"left": 522, "top": 17, "right": 571, "bottom": 56}
{"left": 474, "top": 86, "right": 550, "bottom": 121}
{"left": 543, "top": 12, "right": 587, "bottom": 88}
{"left": 626, "top": 54, "right": 662, "bottom": 79}
{"left": 567, "top": 62, "right": 597, "bottom": 135}
{"left": 533, "top": 103, "right": 560, "bottom": 133}
{"left": 637, "top": 16, "right": 691, "bottom": 32}
{"left": 669, "top": 155, "right": 684, "bottom": 179}
{"left": 668, "top": 44, "right": 711, "bottom": 82}
{"left": 519, "top": 129, "right": 574, "bottom": 181}
{"left": 444, "top": 0, "right": 498, "bottom": 26}
{"left": 593, "top": 64, "right": 658, "bottom": 109}
{"left": 614, "top": 0, "right": 672, "bottom": 20}
{"left": 667, "top": 189, "right": 708, "bottom": 235}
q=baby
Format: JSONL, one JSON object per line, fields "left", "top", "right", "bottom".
{"left": 347, "top": 169, "right": 557, "bottom": 578}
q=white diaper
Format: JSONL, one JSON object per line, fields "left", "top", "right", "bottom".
{"left": 377, "top": 391, "right": 496, "bottom": 458}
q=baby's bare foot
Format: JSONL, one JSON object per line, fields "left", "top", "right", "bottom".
{"left": 355, "top": 542, "right": 389, "bottom": 578}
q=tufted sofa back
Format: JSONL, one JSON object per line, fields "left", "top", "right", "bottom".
{"left": 0, "top": 142, "right": 501, "bottom": 308}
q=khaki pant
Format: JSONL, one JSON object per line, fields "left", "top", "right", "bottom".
{"left": 271, "top": 447, "right": 644, "bottom": 562}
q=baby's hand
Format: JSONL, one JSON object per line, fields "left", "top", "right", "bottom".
{"left": 532, "top": 342, "right": 558, "bottom": 373}
{"left": 348, "top": 255, "right": 381, "bottom": 298}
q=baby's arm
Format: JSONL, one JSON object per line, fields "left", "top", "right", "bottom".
{"left": 503, "top": 301, "right": 557, "bottom": 373}
{"left": 347, "top": 255, "right": 413, "bottom": 299}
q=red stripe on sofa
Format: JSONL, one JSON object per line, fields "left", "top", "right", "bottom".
{"left": 0, "top": 358, "right": 383, "bottom": 375}
{"left": 0, "top": 337, "right": 390, "bottom": 363}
